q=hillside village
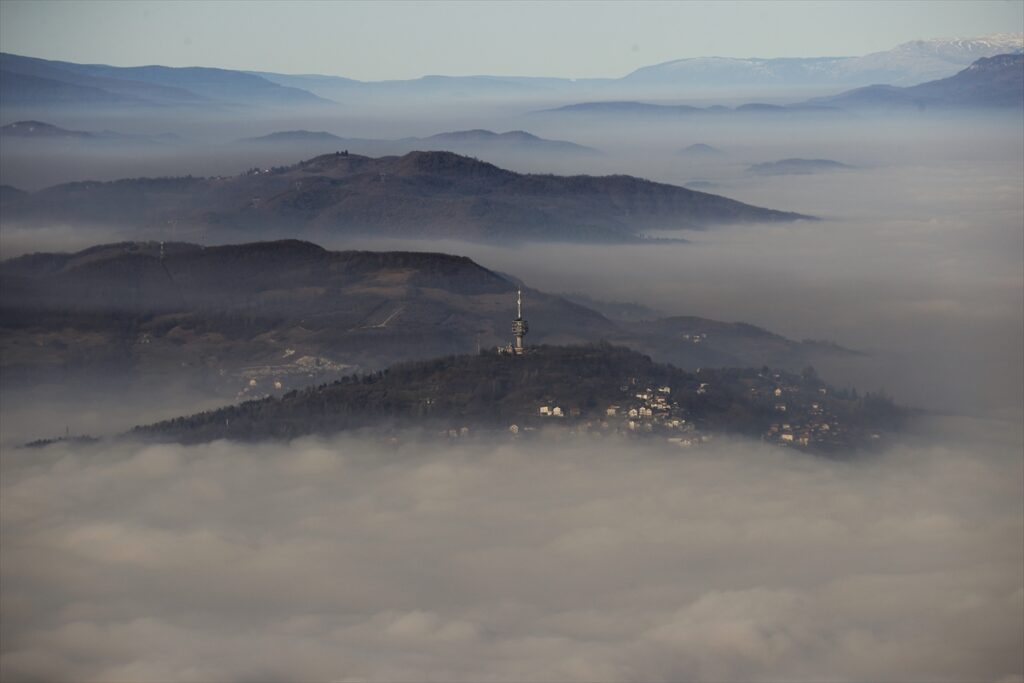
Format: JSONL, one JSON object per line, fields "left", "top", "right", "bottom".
{"left": 126, "top": 287, "right": 901, "bottom": 453}
{"left": 444, "top": 365, "right": 880, "bottom": 453}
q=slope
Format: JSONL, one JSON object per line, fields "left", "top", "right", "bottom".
{"left": 809, "top": 53, "right": 1024, "bottom": 109}
{"left": 1, "top": 150, "right": 814, "bottom": 242}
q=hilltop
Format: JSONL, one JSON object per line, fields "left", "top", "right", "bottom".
{"left": 747, "top": 159, "right": 856, "bottom": 175}
{"left": 678, "top": 143, "right": 725, "bottom": 157}
{"left": 1, "top": 150, "right": 813, "bottom": 243}
{"left": 416, "top": 129, "right": 600, "bottom": 155}
{"left": 232, "top": 128, "right": 601, "bottom": 163}
{"left": 130, "top": 343, "right": 902, "bottom": 452}
{"left": 0, "top": 119, "right": 184, "bottom": 147}
{"left": 0, "top": 120, "right": 93, "bottom": 138}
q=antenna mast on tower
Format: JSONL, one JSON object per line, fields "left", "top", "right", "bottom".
{"left": 512, "top": 288, "right": 529, "bottom": 355}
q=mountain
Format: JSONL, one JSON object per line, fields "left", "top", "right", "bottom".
{"left": 747, "top": 159, "right": 856, "bottom": 175}
{"left": 678, "top": 143, "right": 725, "bottom": 157}
{"left": 536, "top": 101, "right": 706, "bottom": 117}
{"left": 127, "top": 343, "right": 900, "bottom": 452}
{"left": 0, "top": 184, "right": 28, "bottom": 202}
{"left": 0, "top": 52, "right": 329, "bottom": 107}
{"left": 622, "top": 33, "right": 1024, "bottom": 88}
{"left": 535, "top": 101, "right": 844, "bottom": 118}
{"left": 809, "top": 53, "right": 1024, "bottom": 110}
{"left": 0, "top": 68, "right": 143, "bottom": 105}
{"left": 239, "top": 130, "right": 345, "bottom": 144}
{"left": 558, "top": 293, "right": 665, "bottom": 322}
{"left": 251, "top": 71, "right": 601, "bottom": 104}
{"left": 0, "top": 240, "right": 593, "bottom": 395}
{"left": 417, "top": 129, "right": 600, "bottom": 155}
{"left": 4, "top": 34, "right": 1019, "bottom": 112}
{"left": 1, "top": 150, "right": 813, "bottom": 243}
{"left": 1, "top": 240, "right": 851, "bottom": 402}
{"left": 0, "top": 119, "right": 185, "bottom": 147}
{"left": 234, "top": 128, "right": 600, "bottom": 157}
{"left": 623, "top": 316, "right": 860, "bottom": 370}
{"left": 255, "top": 33, "right": 1021, "bottom": 99}
{"left": 0, "top": 120, "right": 93, "bottom": 138}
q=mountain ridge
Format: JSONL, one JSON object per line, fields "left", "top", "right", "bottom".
{"left": 808, "top": 53, "right": 1024, "bottom": 109}
{"left": 747, "top": 158, "right": 856, "bottom": 175}
{"left": 4, "top": 33, "right": 1019, "bottom": 109}
{"left": 1, "top": 52, "right": 330, "bottom": 107}
{"left": 622, "top": 33, "right": 1023, "bottom": 87}
{"left": 1, "top": 239, "right": 854, "bottom": 402}
{"left": 236, "top": 128, "right": 601, "bottom": 156}
{"left": 2, "top": 150, "right": 814, "bottom": 243}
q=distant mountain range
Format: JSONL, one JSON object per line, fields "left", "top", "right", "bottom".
{"left": 809, "top": 53, "right": 1024, "bottom": 109}
{"left": 3, "top": 33, "right": 1020, "bottom": 109}
{"left": 255, "top": 33, "right": 1022, "bottom": 99}
{"left": 623, "top": 34, "right": 1023, "bottom": 88}
{"left": 1, "top": 119, "right": 92, "bottom": 138}
{"left": 419, "top": 129, "right": 600, "bottom": 154}
{"left": 2, "top": 150, "right": 813, "bottom": 243}
{"left": 0, "top": 119, "right": 183, "bottom": 145}
{"left": 747, "top": 159, "right": 856, "bottom": 175}
{"left": 238, "top": 128, "right": 600, "bottom": 156}
{"left": 239, "top": 130, "right": 342, "bottom": 144}
{"left": 1, "top": 121, "right": 597, "bottom": 159}
{"left": 533, "top": 101, "right": 845, "bottom": 118}
{"left": 544, "top": 54, "right": 1024, "bottom": 119}
{"left": 1, "top": 239, "right": 856, "bottom": 405}
{"left": 0, "top": 52, "right": 330, "bottom": 107}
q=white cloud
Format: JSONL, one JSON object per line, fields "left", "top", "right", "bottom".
{"left": 1, "top": 428, "right": 1020, "bottom": 682}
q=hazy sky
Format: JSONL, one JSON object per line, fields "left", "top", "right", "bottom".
{"left": 2, "top": 0, "right": 1022, "bottom": 80}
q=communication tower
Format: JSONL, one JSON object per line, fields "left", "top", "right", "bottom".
{"left": 511, "top": 289, "right": 529, "bottom": 355}
{"left": 498, "top": 288, "right": 530, "bottom": 356}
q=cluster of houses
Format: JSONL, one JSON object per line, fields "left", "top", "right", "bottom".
{"left": 432, "top": 364, "right": 883, "bottom": 452}
{"left": 234, "top": 353, "right": 353, "bottom": 400}
{"left": 528, "top": 382, "right": 708, "bottom": 445}
{"left": 753, "top": 376, "right": 863, "bottom": 450}
{"left": 512, "top": 368, "right": 876, "bottom": 452}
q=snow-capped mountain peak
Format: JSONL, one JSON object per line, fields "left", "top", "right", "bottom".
{"left": 623, "top": 33, "right": 1024, "bottom": 88}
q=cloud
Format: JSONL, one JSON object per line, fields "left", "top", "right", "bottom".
{"left": 1, "top": 93, "right": 1021, "bottom": 683}
{"left": 1, "top": 426, "right": 1021, "bottom": 682}
{"left": 336, "top": 135, "right": 1023, "bottom": 419}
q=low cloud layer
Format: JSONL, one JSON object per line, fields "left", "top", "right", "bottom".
{"left": 3, "top": 119, "right": 1021, "bottom": 422}
{"left": 343, "top": 142, "right": 1023, "bottom": 419}
{"left": 2, "top": 423, "right": 1021, "bottom": 682}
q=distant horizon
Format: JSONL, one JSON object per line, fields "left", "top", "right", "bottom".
{"left": 2, "top": 30, "right": 1023, "bottom": 83}
{"left": 1, "top": 0, "right": 1021, "bottom": 80}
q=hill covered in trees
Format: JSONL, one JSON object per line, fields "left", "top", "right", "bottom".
{"left": 1, "top": 240, "right": 857, "bottom": 402}
{"left": 1, "top": 150, "right": 813, "bottom": 243}
{"left": 132, "top": 343, "right": 903, "bottom": 452}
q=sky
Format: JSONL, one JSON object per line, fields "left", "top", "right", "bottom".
{"left": 1, "top": 0, "right": 1022, "bottom": 80}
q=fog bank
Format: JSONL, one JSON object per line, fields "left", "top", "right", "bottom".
{"left": 1, "top": 427, "right": 1021, "bottom": 682}
{"left": 340, "top": 153, "right": 1023, "bottom": 420}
